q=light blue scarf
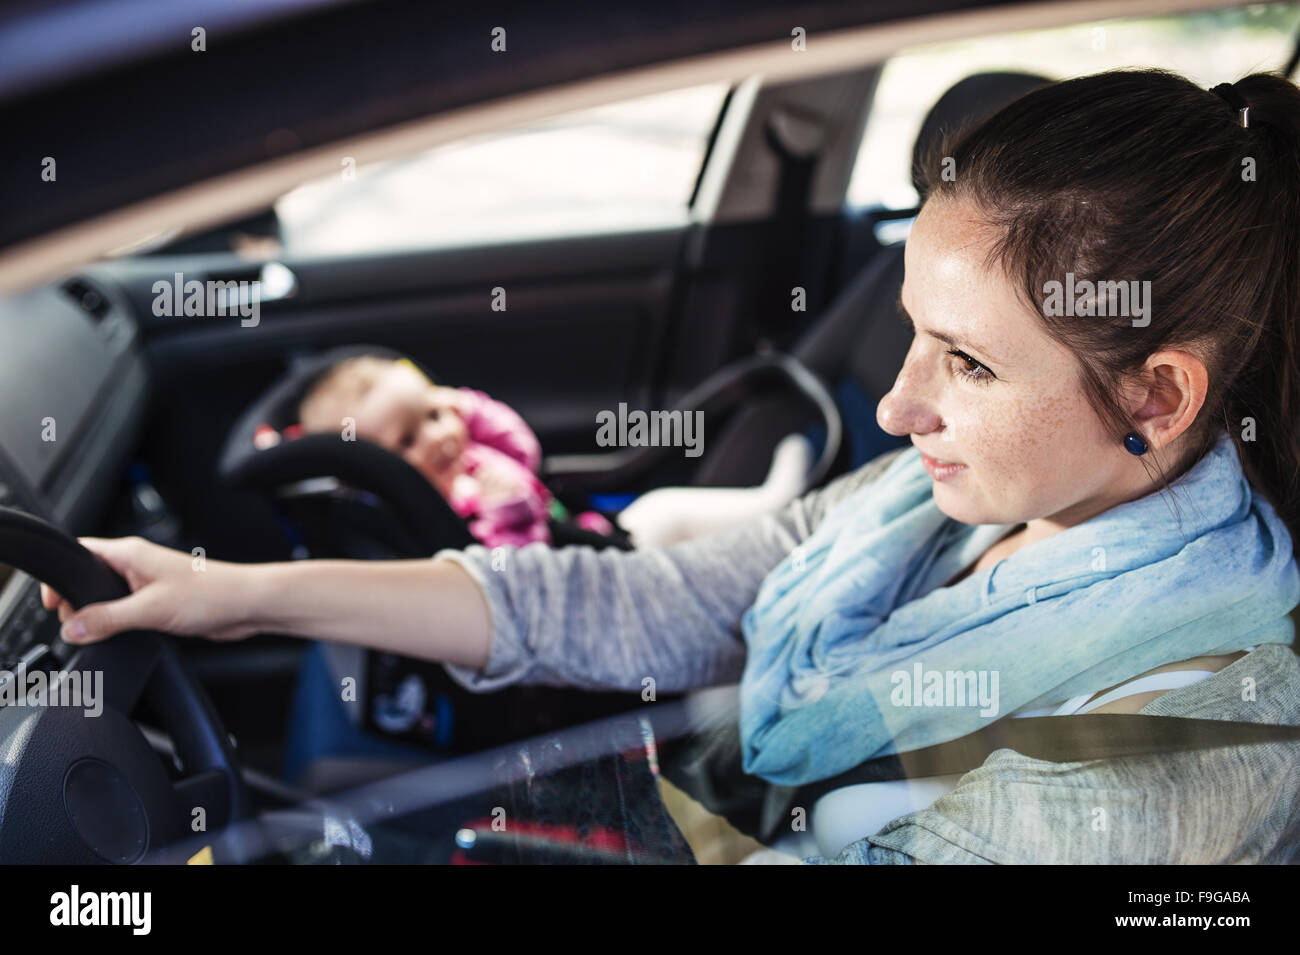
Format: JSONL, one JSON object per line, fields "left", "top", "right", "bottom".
{"left": 739, "top": 429, "right": 1300, "bottom": 785}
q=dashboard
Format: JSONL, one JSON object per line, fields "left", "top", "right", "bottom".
{"left": 0, "top": 274, "right": 150, "bottom": 673}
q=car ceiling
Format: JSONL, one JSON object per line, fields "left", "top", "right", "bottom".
{"left": 0, "top": 0, "right": 1240, "bottom": 290}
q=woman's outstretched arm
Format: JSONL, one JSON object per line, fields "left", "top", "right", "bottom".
{"left": 45, "top": 541, "right": 494, "bottom": 669}
{"left": 46, "top": 448, "right": 908, "bottom": 693}
{"left": 47, "top": 516, "right": 791, "bottom": 694}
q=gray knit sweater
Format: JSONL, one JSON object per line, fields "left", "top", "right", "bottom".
{"left": 438, "top": 449, "right": 1300, "bottom": 864}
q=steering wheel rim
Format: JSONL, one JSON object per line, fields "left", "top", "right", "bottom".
{"left": 0, "top": 506, "right": 250, "bottom": 864}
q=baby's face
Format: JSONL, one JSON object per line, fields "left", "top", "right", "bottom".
{"left": 352, "top": 363, "right": 470, "bottom": 487}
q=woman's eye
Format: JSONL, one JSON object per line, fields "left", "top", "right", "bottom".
{"left": 399, "top": 431, "right": 416, "bottom": 449}
{"left": 427, "top": 408, "right": 441, "bottom": 421}
{"left": 948, "top": 349, "right": 994, "bottom": 384}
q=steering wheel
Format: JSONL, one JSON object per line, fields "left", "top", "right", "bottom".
{"left": 0, "top": 506, "right": 250, "bottom": 864}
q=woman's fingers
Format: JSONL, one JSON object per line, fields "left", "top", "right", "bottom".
{"left": 59, "top": 589, "right": 159, "bottom": 645}
{"left": 34, "top": 537, "right": 167, "bottom": 644}
{"left": 75, "top": 535, "right": 151, "bottom": 584}
{"left": 39, "top": 582, "right": 61, "bottom": 611}
{"left": 38, "top": 538, "right": 150, "bottom": 621}
{"left": 40, "top": 583, "right": 77, "bottom": 623}
{"left": 36, "top": 535, "right": 248, "bottom": 645}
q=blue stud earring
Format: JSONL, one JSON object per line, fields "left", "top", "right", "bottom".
{"left": 1124, "top": 431, "right": 1148, "bottom": 456}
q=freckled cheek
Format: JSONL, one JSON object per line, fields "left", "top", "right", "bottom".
{"left": 953, "top": 397, "right": 1062, "bottom": 486}
{"left": 991, "top": 394, "right": 1088, "bottom": 500}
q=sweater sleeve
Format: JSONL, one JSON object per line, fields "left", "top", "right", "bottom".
{"left": 439, "top": 447, "right": 908, "bottom": 693}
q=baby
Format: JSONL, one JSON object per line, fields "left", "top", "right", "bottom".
{"left": 299, "top": 356, "right": 609, "bottom": 548}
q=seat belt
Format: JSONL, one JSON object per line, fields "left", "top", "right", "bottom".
{"left": 660, "top": 706, "right": 1300, "bottom": 844}
{"left": 790, "top": 713, "right": 1300, "bottom": 809}
{"left": 752, "top": 105, "right": 826, "bottom": 350}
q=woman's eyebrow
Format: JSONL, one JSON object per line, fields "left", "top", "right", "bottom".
{"left": 895, "top": 293, "right": 1003, "bottom": 367}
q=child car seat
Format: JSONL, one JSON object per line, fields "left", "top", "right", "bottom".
{"left": 218, "top": 343, "right": 626, "bottom": 559}
{"left": 218, "top": 342, "right": 842, "bottom": 779}
{"left": 220, "top": 343, "right": 844, "bottom": 556}
{"left": 217, "top": 344, "right": 645, "bottom": 767}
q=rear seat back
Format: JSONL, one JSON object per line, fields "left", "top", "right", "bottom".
{"left": 693, "top": 71, "right": 1052, "bottom": 488}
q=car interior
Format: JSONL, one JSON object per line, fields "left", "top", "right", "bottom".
{"left": 2, "top": 0, "right": 1300, "bottom": 865}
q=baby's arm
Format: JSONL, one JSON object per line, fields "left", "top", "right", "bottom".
{"left": 455, "top": 388, "right": 543, "bottom": 472}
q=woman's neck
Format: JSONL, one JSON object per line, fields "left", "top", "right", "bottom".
{"left": 945, "top": 522, "right": 1027, "bottom": 587}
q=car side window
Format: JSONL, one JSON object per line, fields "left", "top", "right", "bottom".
{"left": 847, "top": 3, "right": 1300, "bottom": 211}
{"left": 273, "top": 83, "right": 730, "bottom": 256}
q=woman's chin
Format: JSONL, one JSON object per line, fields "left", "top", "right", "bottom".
{"left": 931, "top": 484, "right": 985, "bottom": 525}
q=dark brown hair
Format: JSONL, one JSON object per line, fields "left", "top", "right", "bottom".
{"left": 918, "top": 69, "right": 1300, "bottom": 554}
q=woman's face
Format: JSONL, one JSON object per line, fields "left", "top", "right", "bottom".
{"left": 876, "top": 197, "right": 1141, "bottom": 533}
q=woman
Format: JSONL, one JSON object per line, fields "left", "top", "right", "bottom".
{"left": 46, "top": 69, "right": 1300, "bottom": 863}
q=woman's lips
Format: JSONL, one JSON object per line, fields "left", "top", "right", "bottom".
{"left": 919, "top": 451, "right": 968, "bottom": 481}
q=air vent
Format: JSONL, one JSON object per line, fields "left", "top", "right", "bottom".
{"left": 61, "top": 277, "right": 110, "bottom": 321}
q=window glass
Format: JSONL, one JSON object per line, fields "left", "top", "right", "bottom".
{"left": 274, "top": 83, "right": 730, "bottom": 255}
{"left": 848, "top": 3, "right": 1300, "bottom": 210}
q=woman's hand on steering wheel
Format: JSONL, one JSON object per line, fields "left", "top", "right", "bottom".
{"left": 40, "top": 536, "right": 259, "bottom": 645}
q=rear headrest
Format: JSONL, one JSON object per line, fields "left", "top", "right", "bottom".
{"left": 910, "top": 71, "right": 1053, "bottom": 195}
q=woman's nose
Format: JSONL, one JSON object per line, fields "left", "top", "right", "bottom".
{"left": 876, "top": 355, "right": 942, "bottom": 438}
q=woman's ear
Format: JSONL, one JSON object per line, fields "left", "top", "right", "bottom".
{"left": 1127, "top": 347, "right": 1210, "bottom": 450}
